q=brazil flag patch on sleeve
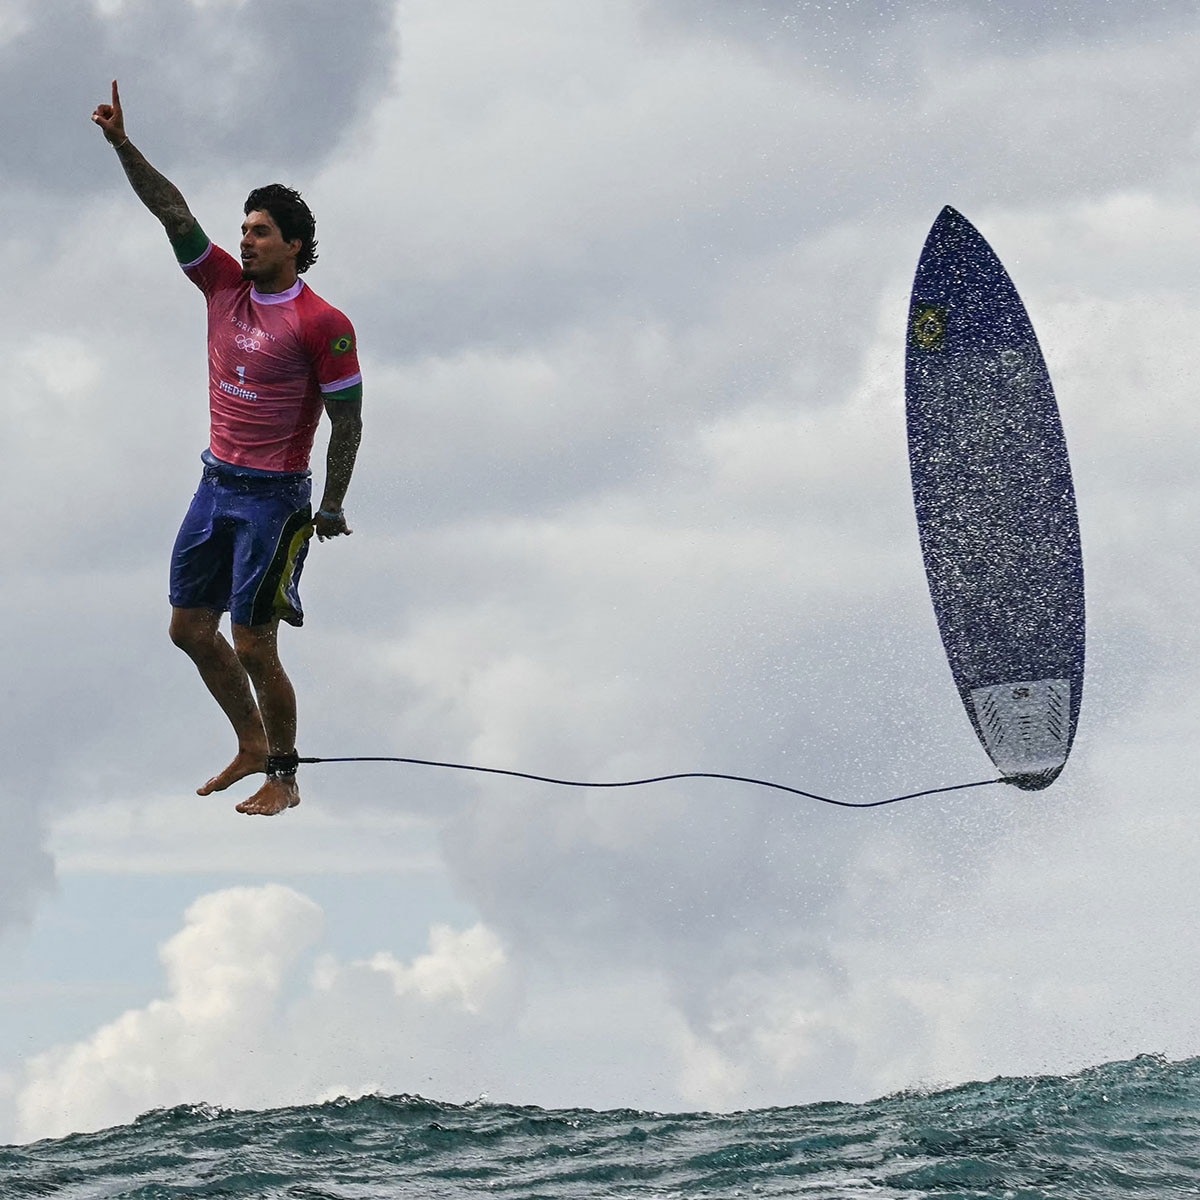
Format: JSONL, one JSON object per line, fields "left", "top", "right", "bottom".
{"left": 331, "top": 334, "right": 355, "bottom": 355}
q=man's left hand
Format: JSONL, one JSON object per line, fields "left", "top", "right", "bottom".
{"left": 314, "top": 509, "right": 352, "bottom": 541}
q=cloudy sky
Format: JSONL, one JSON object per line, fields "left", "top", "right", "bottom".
{"left": 2, "top": 0, "right": 1199, "bottom": 1144}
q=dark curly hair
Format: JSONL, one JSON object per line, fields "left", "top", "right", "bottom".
{"left": 244, "top": 183, "right": 319, "bottom": 274}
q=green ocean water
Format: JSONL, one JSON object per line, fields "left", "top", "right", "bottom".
{"left": 2, "top": 1053, "right": 1196, "bottom": 1198}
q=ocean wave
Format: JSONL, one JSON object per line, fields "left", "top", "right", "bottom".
{"left": 3, "top": 1053, "right": 1198, "bottom": 1198}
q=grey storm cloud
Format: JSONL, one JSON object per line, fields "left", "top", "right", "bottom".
{"left": 4, "top": 0, "right": 395, "bottom": 193}
{"left": 0, "top": 799, "right": 54, "bottom": 933}
{"left": 345, "top": 0, "right": 1200, "bottom": 385}
{"left": 647, "top": 0, "right": 1197, "bottom": 64}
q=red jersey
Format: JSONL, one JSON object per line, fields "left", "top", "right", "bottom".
{"left": 181, "top": 240, "right": 362, "bottom": 473}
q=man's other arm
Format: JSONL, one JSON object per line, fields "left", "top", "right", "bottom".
{"left": 315, "top": 397, "right": 363, "bottom": 541}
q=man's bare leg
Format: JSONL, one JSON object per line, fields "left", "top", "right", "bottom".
{"left": 169, "top": 607, "right": 269, "bottom": 793}
{"left": 231, "top": 620, "right": 301, "bottom": 817}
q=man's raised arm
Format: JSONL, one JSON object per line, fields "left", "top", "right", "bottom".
{"left": 91, "top": 80, "right": 196, "bottom": 242}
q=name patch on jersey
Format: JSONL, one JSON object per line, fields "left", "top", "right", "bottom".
{"left": 219, "top": 379, "right": 260, "bottom": 401}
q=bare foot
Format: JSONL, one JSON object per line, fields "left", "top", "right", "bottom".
{"left": 235, "top": 775, "right": 301, "bottom": 816}
{"left": 197, "top": 746, "right": 268, "bottom": 796}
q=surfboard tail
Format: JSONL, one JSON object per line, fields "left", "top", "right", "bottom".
{"left": 968, "top": 678, "right": 1070, "bottom": 791}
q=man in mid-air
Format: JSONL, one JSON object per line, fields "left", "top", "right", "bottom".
{"left": 92, "top": 80, "right": 364, "bottom": 817}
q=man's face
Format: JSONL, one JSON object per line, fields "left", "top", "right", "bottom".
{"left": 239, "top": 209, "right": 301, "bottom": 285}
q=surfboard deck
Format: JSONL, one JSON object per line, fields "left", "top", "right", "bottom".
{"left": 905, "top": 206, "right": 1084, "bottom": 790}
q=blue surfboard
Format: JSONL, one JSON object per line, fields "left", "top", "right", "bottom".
{"left": 905, "top": 206, "right": 1084, "bottom": 791}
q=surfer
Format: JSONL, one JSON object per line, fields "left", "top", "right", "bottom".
{"left": 91, "top": 80, "right": 363, "bottom": 817}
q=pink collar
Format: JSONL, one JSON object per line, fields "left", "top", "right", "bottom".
{"left": 251, "top": 278, "right": 305, "bottom": 305}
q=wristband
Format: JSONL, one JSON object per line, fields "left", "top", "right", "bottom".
{"left": 316, "top": 508, "right": 343, "bottom": 521}
{"left": 113, "top": 137, "right": 130, "bottom": 150}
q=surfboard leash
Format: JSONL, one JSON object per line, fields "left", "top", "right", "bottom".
{"left": 295, "top": 755, "right": 1005, "bottom": 809}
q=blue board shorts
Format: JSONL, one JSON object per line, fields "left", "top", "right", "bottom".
{"left": 169, "top": 450, "right": 314, "bottom": 628}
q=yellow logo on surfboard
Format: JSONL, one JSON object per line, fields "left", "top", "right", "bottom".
{"left": 911, "top": 305, "right": 947, "bottom": 351}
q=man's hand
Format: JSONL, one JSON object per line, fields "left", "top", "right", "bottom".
{"left": 91, "top": 79, "right": 127, "bottom": 145}
{"left": 314, "top": 509, "right": 352, "bottom": 542}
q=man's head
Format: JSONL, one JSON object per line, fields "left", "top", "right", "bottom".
{"left": 242, "top": 184, "right": 319, "bottom": 275}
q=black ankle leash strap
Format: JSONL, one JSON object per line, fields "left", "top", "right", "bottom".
{"left": 266, "top": 751, "right": 300, "bottom": 779}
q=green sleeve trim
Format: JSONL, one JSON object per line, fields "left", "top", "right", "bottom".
{"left": 323, "top": 383, "right": 363, "bottom": 404}
{"left": 170, "top": 221, "right": 210, "bottom": 266}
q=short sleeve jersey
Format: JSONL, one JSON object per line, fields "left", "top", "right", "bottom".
{"left": 180, "top": 238, "right": 362, "bottom": 473}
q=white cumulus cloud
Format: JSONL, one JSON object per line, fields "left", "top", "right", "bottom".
{"left": 15, "top": 886, "right": 521, "bottom": 1142}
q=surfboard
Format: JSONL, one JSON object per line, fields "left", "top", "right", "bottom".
{"left": 905, "top": 206, "right": 1084, "bottom": 791}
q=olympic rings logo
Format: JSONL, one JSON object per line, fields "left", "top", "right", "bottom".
{"left": 235, "top": 333, "right": 261, "bottom": 352}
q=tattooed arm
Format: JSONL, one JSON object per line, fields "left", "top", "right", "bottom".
{"left": 91, "top": 79, "right": 196, "bottom": 241}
